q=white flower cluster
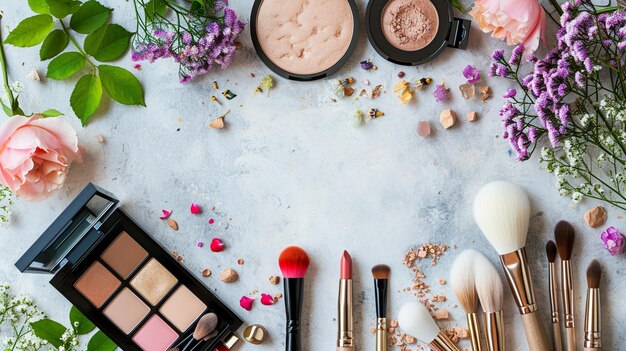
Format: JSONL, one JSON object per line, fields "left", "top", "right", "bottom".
{"left": 0, "top": 285, "right": 47, "bottom": 351}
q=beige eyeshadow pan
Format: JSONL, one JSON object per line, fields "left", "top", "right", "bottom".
{"left": 74, "top": 261, "right": 120, "bottom": 308}
{"left": 103, "top": 288, "right": 150, "bottom": 334}
{"left": 159, "top": 285, "right": 207, "bottom": 332}
{"left": 130, "top": 258, "right": 177, "bottom": 305}
{"left": 101, "top": 231, "right": 148, "bottom": 278}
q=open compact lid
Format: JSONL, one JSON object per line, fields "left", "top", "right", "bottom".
{"left": 15, "top": 183, "right": 119, "bottom": 274}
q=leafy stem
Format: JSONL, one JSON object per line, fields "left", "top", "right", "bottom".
{"left": 0, "top": 13, "right": 17, "bottom": 113}
{"left": 60, "top": 20, "right": 96, "bottom": 71}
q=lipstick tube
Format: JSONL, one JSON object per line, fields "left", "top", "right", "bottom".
{"left": 337, "top": 279, "right": 354, "bottom": 350}
{"left": 584, "top": 287, "right": 601, "bottom": 350}
{"left": 500, "top": 248, "right": 550, "bottom": 351}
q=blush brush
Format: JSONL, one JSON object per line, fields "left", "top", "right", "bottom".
{"left": 546, "top": 240, "right": 564, "bottom": 351}
{"left": 279, "top": 246, "right": 310, "bottom": 351}
{"left": 450, "top": 250, "right": 482, "bottom": 351}
{"left": 372, "top": 264, "right": 390, "bottom": 351}
{"left": 584, "top": 260, "right": 602, "bottom": 351}
{"left": 555, "top": 220, "right": 576, "bottom": 351}
{"left": 473, "top": 181, "right": 550, "bottom": 351}
{"left": 398, "top": 301, "right": 460, "bottom": 351}
{"left": 474, "top": 251, "right": 505, "bottom": 351}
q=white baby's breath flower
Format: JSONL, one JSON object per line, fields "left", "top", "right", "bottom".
{"left": 571, "top": 192, "right": 583, "bottom": 202}
{"left": 10, "top": 81, "right": 24, "bottom": 94}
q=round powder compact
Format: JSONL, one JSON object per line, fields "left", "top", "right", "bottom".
{"left": 251, "top": 0, "right": 359, "bottom": 81}
{"left": 366, "top": 0, "right": 471, "bottom": 65}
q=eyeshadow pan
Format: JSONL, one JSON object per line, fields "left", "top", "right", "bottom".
{"left": 101, "top": 231, "right": 148, "bottom": 278}
{"left": 74, "top": 261, "right": 120, "bottom": 308}
{"left": 381, "top": 0, "right": 439, "bottom": 51}
{"left": 130, "top": 258, "right": 177, "bottom": 305}
{"left": 159, "top": 285, "right": 207, "bottom": 332}
{"left": 132, "top": 315, "right": 179, "bottom": 351}
{"left": 103, "top": 288, "right": 150, "bottom": 334}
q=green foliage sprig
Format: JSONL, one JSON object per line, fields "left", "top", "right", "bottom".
{"left": 4, "top": 0, "right": 146, "bottom": 125}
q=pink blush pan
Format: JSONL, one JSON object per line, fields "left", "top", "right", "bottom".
{"left": 132, "top": 315, "right": 178, "bottom": 351}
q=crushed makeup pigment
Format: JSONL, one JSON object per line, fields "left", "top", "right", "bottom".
{"left": 255, "top": 0, "right": 354, "bottom": 76}
{"left": 382, "top": 0, "right": 439, "bottom": 51}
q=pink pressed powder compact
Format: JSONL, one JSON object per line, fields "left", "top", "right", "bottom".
{"left": 366, "top": 0, "right": 470, "bottom": 65}
{"left": 250, "top": 0, "right": 360, "bottom": 81}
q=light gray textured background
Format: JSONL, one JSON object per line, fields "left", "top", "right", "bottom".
{"left": 1, "top": 0, "right": 625, "bottom": 350}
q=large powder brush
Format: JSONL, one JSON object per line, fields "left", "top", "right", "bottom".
{"left": 473, "top": 181, "right": 550, "bottom": 351}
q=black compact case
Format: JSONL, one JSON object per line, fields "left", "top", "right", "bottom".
{"left": 365, "top": 0, "right": 470, "bottom": 65}
{"left": 16, "top": 184, "right": 242, "bottom": 351}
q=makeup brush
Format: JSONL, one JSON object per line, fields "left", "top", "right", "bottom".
{"left": 474, "top": 251, "right": 505, "bottom": 351}
{"left": 279, "top": 246, "right": 310, "bottom": 351}
{"left": 337, "top": 250, "right": 354, "bottom": 351}
{"left": 546, "top": 240, "right": 564, "bottom": 351}
{"left": 169, "top": 313, "right": 218, "bottom": 351}
{"left": 372, "top": 264, "right": 390, "bottom": 351}
{"left": 397, "top": 301, "right": 460, "bottom": 351}
{"left": 450, "top": 250, "right": 482, "bottom": 351}
{"left": 473, "top": 181, "right": 551, "bottom": 351}
{"left": 555, "top": 220, "right": 576, "bottom": 351}
{"left": 584, "top": 260, "right": 602, "bottom": 351}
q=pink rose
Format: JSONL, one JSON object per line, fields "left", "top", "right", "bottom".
{"left": 0, "top": 115, "right": 81, "bottom": 201}
{"left": 470, "top": 0, "right": 546, "bottom": 55}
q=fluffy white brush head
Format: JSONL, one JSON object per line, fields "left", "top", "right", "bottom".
{"left": 473, "top": 181, "right": 530, "bottom": 254}
{"left": 449, "top": 249, "right": 478, "bottom": 313}
{"left": 473, "top": 251, "right": 504, "bottom": 313}
{"left": 397, "top": 301, "right": 440, "bottom": 343}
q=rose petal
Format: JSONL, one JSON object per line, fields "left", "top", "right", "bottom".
{"left": 190, "top": 203, "right": 202, "bottom": 214}
{"left": 240, "top": 296, "right": 254, "bottom": 311}
{"left": 160, "top": 210, "right": 172, "bottom": 219}
{"left": 210, "top": 238, "right": 225, "bottom": 252}
{"left": 209, "top": 218, "right": 215, "bottom": 224}
{"left": 260, "top": 293, "right": 275, "bottom": 306}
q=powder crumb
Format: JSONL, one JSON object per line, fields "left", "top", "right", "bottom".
{"left": 171, "top": 251, "right": 183, "bottom": 263}
{"left": 480, "top": 85, "right": 492, "bottom": 102}
{"left": 417, "top": 120, "right": 431, "bottom": 137}
{"left": 219, "top": 268, "right": 238, "bottom": 283}
{"left": 269, "top": 275, "right": 280, "bottom": 285}
{"left": 402, "top": 243, "right": 450, "bottom": 309}
{"left": 388, "top": 327, "right": 396, "bottom": 334}
{"left": 434, "top": 309, "right": 449, "bottom": 320}
{"left": 96, "top": 134, "right": 105, "bottom": 143}
{"left": 584, "top": 206, "right": 607, "bottom": 228}
{"left": 467, "top": 111, "right": 478, "bottom": 122}
{"left": 209, "top": 117, "right": 225, "bottom": 129}
{"left": 202, "top": 268, "right": 212, "bottom": 277}
{"left": 439, "top": 109, "right": 456, "bottom": 129}
{"left": 389, "top": 320, "right": 398, "bottom": 328}
{"left": 167, "top": 219, "right": 178, "bottom": 230}
{"left": 439, "top": 279, "right": 446, "bottom": 285}
{"left": 273, "top": 293, "right": 283, "bottom": 302}
{"left": 459, "top": 83, "right": 476, "bottom": 100}
{"left": 237, "top": 258, "right": 245, "bottom": 265}
{"left": 398, "top": 71, "right": 405, "bottom": 78}
{"left": 370, "top": 327, "right": 376, "bottom": 333}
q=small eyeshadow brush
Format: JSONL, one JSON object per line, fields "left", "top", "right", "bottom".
{"left": 450, "top": 250, "right": 482, "bottom": 351}
{"left": 474, "top": 251, "right": 505, "bottom": 351}
{"left": 279, "top": 246, "right": 310, "bottom": 351}
{"left": 584, "top": 260, "right": 602, "bottom": 351}
{"left": 169, "top": 313, "right": 218, "bottom": 351}
{"left": 371, "top": 264, "right": 390, "bottom": 351}
{"left": 555, "top": 221, "right": 576, "bottom": 351}
{"left": 546, "top": 241, "right": 564, "bottom": 351}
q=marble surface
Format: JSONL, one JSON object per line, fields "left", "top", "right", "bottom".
{"left": 1, "top": 0, "right": 625, "bottom": 350}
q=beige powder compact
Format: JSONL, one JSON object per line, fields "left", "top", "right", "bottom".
{"left": 251, "top": 0, "right": 359, "bottom": 81}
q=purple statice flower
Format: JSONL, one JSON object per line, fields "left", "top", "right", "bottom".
{"left": 433, "top": 84, "right": 449, "bottom": 103}
{"left": 462, "top": 65, "right": 480, "bottom": 83}
{"left": 508, "top": 44, "right": 524, "bottom": 65}
{"left": 583, "top": 57, "right": 593, "bottom": 73}
{"left": 503, "top": 88, "right": 517, "bottom": 98}
{"left": 528, "top": 127, "right": 538, "bottom": 142}
{"left": 574, "top": 71, "right": 585, "bottom": 87}
{"left": 600, "top": 226, "right": 626, "bottom": 256}
{"left": 495, "top": 64, "right": 510, "bottom": 78}
{"left": 360, "top": 59, "right": 374, "bottom": 70}
{"left": 491, "top": 50, "right": 505, "bottom": 61}
{"left": 488, "top": 63, "right": 498, "bottom": 77}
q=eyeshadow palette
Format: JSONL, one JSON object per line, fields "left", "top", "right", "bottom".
{"left": 16, "top": 184, "right": 242, "bottom": 351}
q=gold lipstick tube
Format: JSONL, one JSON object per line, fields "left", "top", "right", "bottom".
{"left": 375, "top": 317, "right": 388, "bottom": 351}
{"left": 337, "top": 279, "right": 354, "bottom": 351}
{"left": 484, "top": 311, "right": 505, "bottom": 351}
{"left": 500, "top": 248, "right": 550, "bottom": 351}
{"left": 549, "top": 261, "right": 563, "bottom": 351}
{"left": 428, "top": 332, "right": 461, "bottom": 351}
{"left": 467, "top": 312, "right": 482, "bottom": 351}
{"left": 584, "top": 288, "right": 601, "bottom": 350}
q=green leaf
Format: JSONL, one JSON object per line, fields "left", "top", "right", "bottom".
{"left": 99, "top": 65, "right": 145, "bottom": 106}
{"left": 70, "top": 74, "right": 102, "bottom": 125}
{"left": 84, "top": 24, "right": 132, "bottom": 62}
{"left": 4, "top": 15, "right": 55, "bottom": 47}
{"left": 144, "top": 0, "right": 167, "bottom": 21}
{"left": 87, "top": 330, "right": 117, "bottom": 351}
{"left": 0, "top": 100, "right": 12, "bottom": 117}
{"left": 47, "top": 52, "right": 86, "bottom": 79}
{"left": 450, "top": 0, "right": 466, "bottom": 13}
{"left": 39, "top": 109, "right": 64, "bottom": 117}
{"left": 28, "top": 0, "right": 51, "bottom": 14}
{"left": 30, "top": 319, "right": 66, "bottom": 348}
{"left": 40, "top": 30, "right": 70, "bottom": 60}
{"left": 45, "top": 0, "right": 81, "bottom": 18}
{"left": 69, "top": 305, "right": 96, "bottom": 334}
{"left": 70, "top": 1, "right": 112, "bottom": 34}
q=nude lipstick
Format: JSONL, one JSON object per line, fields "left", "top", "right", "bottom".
{"left": 337, "top": 251, "right": 354, "bottom": 351}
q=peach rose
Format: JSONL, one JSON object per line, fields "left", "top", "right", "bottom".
{"left": 0, "top": 115, "right": 81, "bottom": 201}
{"left": 470, "top": 0, "right": 546, "bottom": 54}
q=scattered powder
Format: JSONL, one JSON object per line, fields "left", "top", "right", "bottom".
{"left": 382, "top": 0, "right": 439, "bottom": 51}
{"left": 584, "top": 206, "right": 607, "bottom": 228}
{"left": 269, "top": 276, "right": 280, "bottom": 285}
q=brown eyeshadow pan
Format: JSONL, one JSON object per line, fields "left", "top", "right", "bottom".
{"left": 101, "top": 231, "right": 148, "bottom": 279}
{"left": 74, "top": 261, "right": 120, "bottom": 308}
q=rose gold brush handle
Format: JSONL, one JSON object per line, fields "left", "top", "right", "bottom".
{"left": 467, "top": 313, "right": 482, "bottom": 351}
{"left": 552, "top": 322, "right": 564, "bottom": 351}
{"left": 484, "top": 311, "right": 505, "bottom": 351}
{"left": 565, "top": 328, "right": 577, "bottom": 351}
{"left": 521, "top": 312, "right": 551, "bottom": 351}
{"left": 429, "top": 332, "right": 461, "bottom": 351}
{"left": 584, "top": 348, "right": 601, "bottom": 351}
